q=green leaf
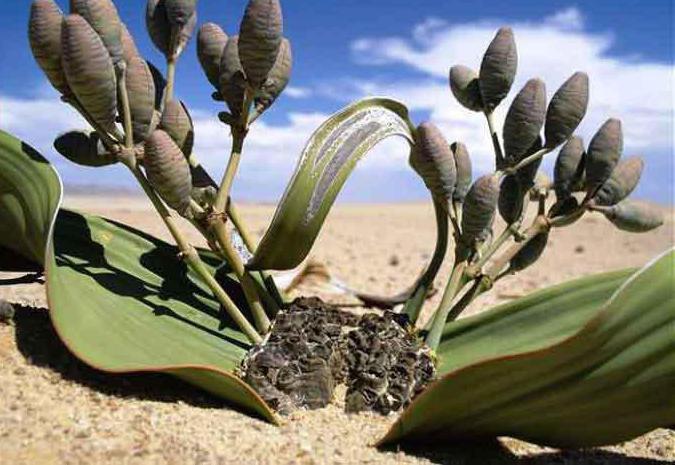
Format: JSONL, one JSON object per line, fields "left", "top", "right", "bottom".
{"left": 0, "top": 129, "right": 276, "bottom": 422}
{"left": 249, "top": 97, "right": 415, "bottom": 270}
{"left": 380, "top": 250, "right": 675, "bottom": 448}
{"left": 47, "top": 209, "right": 277, "bottom": 422}
{"left": 0, "top": 129, "right": 61, "bottom": 270}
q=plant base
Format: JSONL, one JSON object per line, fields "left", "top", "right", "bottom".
{"left": 240, "top": 297, "right": 435, "bottom": 415}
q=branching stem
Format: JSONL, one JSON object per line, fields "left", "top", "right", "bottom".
{"left": 425, "top": 260, "right": 468, "bottom": 349}
{"left": 485, "top": 111, "right": 505, "bottom": 169}
{"left": 125, "top": 160, "right": 261, "bottom": 343}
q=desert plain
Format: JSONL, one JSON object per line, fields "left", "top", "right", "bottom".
{"left": 0, "top": 194, "right": 673, "bottom": 464}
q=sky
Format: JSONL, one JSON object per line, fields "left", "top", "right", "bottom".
{"left": 1, "top": 0, "right": 673, "bottom": 204}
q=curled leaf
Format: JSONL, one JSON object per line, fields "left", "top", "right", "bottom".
{"left": 125, "top": 57, "right": 157, "bottom": 143}
{"left": 249, "top": 98, "right": 414, "bottom": 270}
{"left": 503, "top": 78, "right": 546, "bottom": 164}
{"left": 585, "top": 118, "right": 623, "bottom": 194}
{"left": 29, "top": 0, "right": 69, "bottom": 95}
{"left": 461, "top": 174, "right": 499, "bottom": 246}
{"left": 554, "top": 136, "right": 585, "bottom": 200}
{"left": 593, "top": 156, "right": 644, "bottom": 207}
{"left": 510, "top": 232, "right": 549, "bottom": 272}
{"left": 219, "top": 35, "right": 247, "bottom": 117}
{"left": 61, "top": 14, "right": 118, "bottom": 132}
{"left": 255, "top": 38, "right": 292, "bottom": 115}
{"left": 238, "top": 0, "right": 283, "bottom": 88}
{"left": 160, "top": 99, "right": 194, "bottom": 156}
{"left": 601, "top": 201, "right": 663, "bottom": 233}
{"left": 197, "top": 22, "right": 228, "bottom": 90}
{"left": 54, "top": 130, "right": 117, "bottom": 167}
{"left": 410, "top": 123, "right": 456, "bottom": 203}
{"left": 451, "top": 142, "right": 472, "bottom": 203}
{"left": 545, "top": 72, "right": 589, "bottom": 148}
{"left": 120, "top": 22, "right": 140, "bottom": 63}
{"left": 70, "top": 0, "right": 123, "bottom": 66}
{"left": 479, "top": 27, "right": 517, "bottom": 112}
{"left": 449, "top": 65, "right": 482, "bottom": 112}
{"left": 144, "top": 129, "right": 192, "bottom": 215}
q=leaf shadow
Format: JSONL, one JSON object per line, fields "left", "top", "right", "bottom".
{"left": 54, "top": 209, "right": 250, "bottom": 350}
{"left": 387, "top": 438, "right": 670, "bottom": 464}
{"left": 11, "top": 303, "right": 229, "bottom": 408}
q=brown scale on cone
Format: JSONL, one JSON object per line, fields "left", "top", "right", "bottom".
{"left": 545, "top": 71, "right": 589, "bottom": 148}
{"left": 503, "top": 78, "right": 546, "bottom": 164}
{"left": 146, "top": 0, "right": 196, "bottom": 59}
{"left": 197, "top": 22, "right": 228, "bottom": 90}
{"left": 238, "top": 0, "right": 283, "bottom": 88}
{"left": 219, "top": 35, "right": 248, "bottom": 117}
{"left": 70, "top": 0, "right": 123, "bottom": 66}
{"left": 61, "top": 14, "right": 118, "bottom": 132}
{"left": 585, "top": 118, "right": 623, "bottom": 194}
{"left": 451, "top": 142, "right": 472, "bottom": 203}
{"left": 593, "top": 156, "right": 644, "bottom": 207}
{"left": 164, "top": 0, "right": 196, "bottom": 28}
{"left": 54, "top": 130, "right": 117, "bottom": 167}
{"left": 125, "top": 57, "right": 157, "bottom": 143}
{"left": 144, "top": 129, "right": 193, "bottom": 216}
{"left": 479, "top": 27, "right": 517, "bottom": 112}
{"left": 29, "top": 0, "right": 69, "bottom": 95}
{"left": 449, "top": 65, "right": 483, "bottom": 112}
{"left": 255, "top": 38, "right": 292, "bottom": 114}
{"left": 120, "top": 22, "right": 140, "bottom": 63}
{"left": 498, "top": 175, "right": 524, "bottom": 225}
{"left": 410, "top": 122, "right": 457, "bottom": 204}
{"left": 554, "top": 136, "right": 585, "bottom": 200}
{"left": 160, "top": 99, "right": 194, "bottom": 156}
{"left": 601, "top": 201, "right": 663, "bottom": 233}
{"left": 461, "top": 174, "right": 500, "bottom": 247}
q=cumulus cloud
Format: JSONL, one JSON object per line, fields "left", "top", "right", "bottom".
{"left": 3, "top": 7, "right": 671, "bottom": 202}
{"left": 348, "top": 7, "right": 674, "bottom": 182}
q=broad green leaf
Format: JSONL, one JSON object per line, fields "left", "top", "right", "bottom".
{"left": 249, "top": 97, "right": 415, "bottom": 270}
{"left": 380, "top": 250, "right": 675, "bottom": 448}
{"left": 0, "top": 129, "right": 61, "bottom": 270}
{"left": 47, "top": 209, "right": 277, "bottom": 422}
{"left": 0, "top": 129, "right": 276, "bottom": 422}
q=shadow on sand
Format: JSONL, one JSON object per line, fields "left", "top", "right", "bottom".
{"left": 11, "top": 303, "right": 228, "bottom": 409}
{"left": 7, "top": 303, "right": 671, "bottom": 464}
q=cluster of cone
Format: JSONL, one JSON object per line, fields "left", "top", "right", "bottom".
{"left": 29, "top": 0, "right": 291, "bottom": 219}
{"left": 410, "top": 27, "right": 662, "bottom": 273}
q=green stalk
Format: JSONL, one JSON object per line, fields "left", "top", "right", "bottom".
{"left": 163, "top": 57, "right": 176, "bottom": 108}
{"left": 128, "top": 163, "right": 261, "bottom": 343}
{"left": 502, "top": 147, "right": 553, "bottom": 176}
{"left": 211, "top": 221, "right": 271, "bottom": 333}
{"left": 228, "top": 201, "right": 283, "bottom": 314}
{"left": 484, "top": 215, "right": 550, "bottom": 281}
{"left": 485, "top": 111, "right": 505, "bottom": 169}
{"left": 444, "top": 277, "right": 490, "bottom": 323}
{"left": 403, "top": 198, "right": 450, "bottom": 323}
{"left": 214, "top": 88, "right": 254, "bottom": 213}
{"left": 425, "top": 260, "right": 469, "bottom": 349}
{"left": 116, "top": 64, "right": 134, "bottom": 149}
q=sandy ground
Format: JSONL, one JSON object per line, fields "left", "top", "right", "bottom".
{"left": 1, "top": 194, "right": 673, "bottom": 464}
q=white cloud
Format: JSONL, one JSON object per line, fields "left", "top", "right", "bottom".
{"left": 348, "top": 7, "right": 674, "bottom": 175}
{"left": 284, "top": 86, "right": 313, "bottom": 98}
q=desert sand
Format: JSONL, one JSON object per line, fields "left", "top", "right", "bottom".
{"left": 1, "top": 194, "right": 673, "bottom": 464}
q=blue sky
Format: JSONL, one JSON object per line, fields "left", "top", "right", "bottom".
{"left": 1, "top": 0, "right": 673, "bottom": 203}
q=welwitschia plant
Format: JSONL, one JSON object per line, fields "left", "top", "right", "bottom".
{"left": 0, "top": 0, "right": 669, "bottom": 450}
